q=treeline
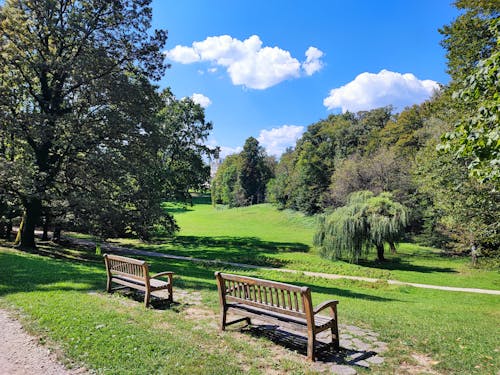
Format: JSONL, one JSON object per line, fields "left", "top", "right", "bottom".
{"left": 0, "top": 1, "right": 216, "bottom": 248}
{"left": 212, "top": 0, "right": 499, "bottom": 257}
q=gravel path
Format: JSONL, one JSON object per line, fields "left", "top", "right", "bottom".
{"left": 0, "top": 309, "right": 87, "bottom": 375}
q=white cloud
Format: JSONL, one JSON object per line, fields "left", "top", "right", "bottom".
{"left": 323, "top": 69, "right": 440, "bottom": 113}
{"left": 302, "top": 47, "right": 324, "bottom": 76}
{"left": 191, "top": 93, "right": 212, "bottom": 108}
{"left": 219, "top": 145, "right": 242, "bottom": 158}
{"left": 165, "top": 35, "right": 324, "bottom": 89}
{"left": 165, "top": 45, "right": 200, "bottom": 63}
{"left": 258, "top": 125, "right": 304, "bottom": 157}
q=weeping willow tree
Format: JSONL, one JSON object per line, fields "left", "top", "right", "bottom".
{"left": 314, "top": 191, "right": 409, "bottom": 263}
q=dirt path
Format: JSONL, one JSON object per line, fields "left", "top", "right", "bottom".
{"left": 0, "top": 309, "right": 87, "bottom": 375}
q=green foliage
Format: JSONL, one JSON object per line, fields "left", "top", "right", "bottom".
{"left": 211, "top": 137, "right": 274, "bottom": 207}
{"left": 270, "top": 108, "right": 393, "bottom": 214}
{"left": 0, "top": 1, "right": 216, "bottom": 245}
{"left": 156, "top": 89, "right": 217, "bottom": 202}
{"left": 439, "top": 0, "right": 499, "bottom": 82}
{"left": 314, "top": 191, "right": 409, "bottom": 263}
{"left": 0, "top": 0, "right": 169, "bottom": 247}
{"left": 211, "top": 154, "right": 243, "bottom": 206}
{"left": 417, "top": 135, "right": 500, "bottom": 256}
{"left": 239, "top": 137, "right": 273, "bottom": 205}
{"left": 328, "top": 148, "right": 413, "bottom": 208}
{"left": 441, "top": 18, "right": 500, "bottom": 185}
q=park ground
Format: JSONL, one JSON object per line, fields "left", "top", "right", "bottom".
{"left": 0, "top": 200, "right": 498, "bottom": 374}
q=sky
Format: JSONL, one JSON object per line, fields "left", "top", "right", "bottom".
{"left": 151, "top": 0, "right": 460, "bottom": 158}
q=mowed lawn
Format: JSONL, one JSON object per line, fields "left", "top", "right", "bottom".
{"left": 117, "top": 199, "right": 499, "bottom": 290}
{"left": 0, "top": 199, "right": 499, "bottom": 374}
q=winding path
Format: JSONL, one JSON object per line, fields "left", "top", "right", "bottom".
{"left": 87, "top": 239, "right": 500, "bottom": 296}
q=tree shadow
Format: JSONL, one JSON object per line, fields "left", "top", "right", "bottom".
{"left": 167, "top": 235, "right": 309, "bottom": 254}
{"left": 145, "top": 257, "right": 397, "bottom": 302}
{"left": 358, "top": 257, "right": 457, "bottom": 274}
{"left": 121, "top": 235, "right": 310, "bottom": 268}
{"left": 0, "top": 250, "right": 104, "bottom": 296}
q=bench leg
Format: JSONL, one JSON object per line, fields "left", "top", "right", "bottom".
{"left": 331, "top": 306, "right": 340, "bottom": 350}
{"left": 220, "top": 308, "right": 227, "bottom": 331}
{"left": 144, "top": 289, "right": 151, "bottom": 308}
{"left": 106, "top": 277, "right": 112, "bottom": 293}
{"left": 307, "top": 330, "right": 316, "bottom": 361}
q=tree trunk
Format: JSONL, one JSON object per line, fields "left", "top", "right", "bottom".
{"left": 388, "top": 241, "right": 397, "bottom": 254}
{"left": 14, "top": 214, "right": 24, "bottom": 245}
{"left": 19, "top": 197, "right": 42, "bottom": 249}
{"left": 53, "top": 224, "right": 62, "bottom": 243}
{"left": 376, "top": 243, "right": 386, "bottom": 262}
{"left": 42, "top": 215, "right": 50, "bottom": 241}
{"left": 5, "top": 220, "right": 12, "bottom": 241}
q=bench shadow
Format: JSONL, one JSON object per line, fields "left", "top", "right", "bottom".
{"left": 240, "top": 324, "right": 377, "bottom": 367}
{"left": 110, "top": 288, "right": 179, "bottom": 310}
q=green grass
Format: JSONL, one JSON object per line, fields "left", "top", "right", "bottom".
{"left": 0, "top": 199, "right": 499, "bottom": 374}
{"left": 1, "top": 246, "right": 499, "bottom": 374}
{"left": 114, "top": 202, "right": 499, "bottom": 290}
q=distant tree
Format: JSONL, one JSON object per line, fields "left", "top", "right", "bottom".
{"left": 211, "top": 154, "right": 243, "bottom": 207}
{"left": 266, "top": 148, "right": 295, "bottom": 208}
{"left": 328, "top": 148, "right": 413, "bottom": 208}
{"left": 314, "top": 191, "right": 409, "bottom": 263}
{"left": 239, "top": 137, "right": 273, "bottom": 205}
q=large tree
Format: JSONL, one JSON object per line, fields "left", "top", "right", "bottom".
{"left": 0, "top": 0, "right": 167, "bottom": 248}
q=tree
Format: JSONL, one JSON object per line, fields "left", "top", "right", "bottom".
{"left": 439, "top": 0, "right": 499, "bottom": 83}
{"left": 417, "top": 133, "right": 500, "bottom": 256}
{"left": 211, "top": 154, "right": 243, "bottom": 207}
{"left": 440, "top": 17, "right": 500, "bottom": 185}
{"left": 156, "top": 89, "right": 217, "bottom": 202}
{"left": 328, "top": 148, "right": 413, "bottom": 208}
{"left": 239, "top": 137, "right": 273, "bottom": 205}
{"left": 313, "top": 191, "right": 409, "bottom": 263}
{"left": 0, "top": 0, "right": 168, "bottom": 248}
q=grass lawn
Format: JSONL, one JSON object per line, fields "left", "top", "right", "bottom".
{"left": 1, "top": 199, "right": 498, "bottom": 374}
{"left": 115, "top": 200, "right": 499, "bottom": 290}
{"left": 0, "top": 245, "right": 499, "bottom": 374}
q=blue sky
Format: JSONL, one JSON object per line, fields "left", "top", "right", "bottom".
{"left": 151, "top": 0, "right": 460, "bottom": 158}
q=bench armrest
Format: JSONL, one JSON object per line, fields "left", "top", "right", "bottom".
{"left": 151, "top": 271, "right": 174, "bottom": 280}
{"left": 313, "top": 300, "right": 339, "bottom": 315}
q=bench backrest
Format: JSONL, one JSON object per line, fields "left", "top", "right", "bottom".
{"left": 104, "top": 254, "right": 149, "bottom": 282}
{"left": 215, "top": 272, "right": 312, "bottom": 319}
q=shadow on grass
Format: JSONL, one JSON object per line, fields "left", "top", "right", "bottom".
{"left": 168, "top": 235, "right": 309, "bottom": 254}
{"left": 242, "top": 324, "right": 378, "bottom": 367}
{"left": 0, "top": 250, "right": 104, "bottom": 296}
{"left": 358, "top": 257, "right": 457, "bottom": 274}
{"left": 0, "top": 244, "right": 395, "bottom": 311}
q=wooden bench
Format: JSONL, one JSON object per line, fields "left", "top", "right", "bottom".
{"left": 104, "top": 254, "right": 174, "bottom": 307}
{"left": 215, "top": 272, "right": 339, "bottom": 361}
